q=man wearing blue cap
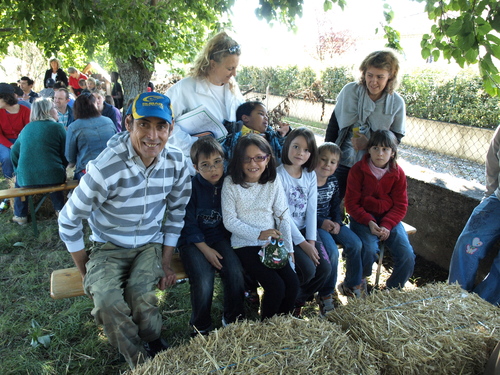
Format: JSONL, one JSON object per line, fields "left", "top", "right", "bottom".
{"left": 58, "top": 92, "right": 192, "bottom": 369}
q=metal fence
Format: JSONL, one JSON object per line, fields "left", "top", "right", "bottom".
{"left": 256, "top": 94, "right": 492, "bottom": 187}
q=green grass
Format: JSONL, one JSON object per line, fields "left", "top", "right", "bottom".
{"left": 0, "top": 175, "right": 321, "bottom": 374}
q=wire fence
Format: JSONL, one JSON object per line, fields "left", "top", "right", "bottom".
{"left": 257, "top": 94, "right": 491, "bottom": 187}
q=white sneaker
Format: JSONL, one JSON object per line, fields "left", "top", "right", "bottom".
{"left": 12, "top": 216, "right": 27, "bottom": 225}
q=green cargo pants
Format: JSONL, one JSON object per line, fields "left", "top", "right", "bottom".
{"left": 83, "top": 242, "right": 165, "bottom": 369}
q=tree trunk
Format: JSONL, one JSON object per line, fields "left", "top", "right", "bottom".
{"left": 116, "top": 56, "right": 153, "bottom": 110}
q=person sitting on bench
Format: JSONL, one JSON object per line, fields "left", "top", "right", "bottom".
{"left": 58, "top": 93, "right": 192, "bottom": 369}
{"left": 10, "top": 97, "right": 67, "bottom": 225}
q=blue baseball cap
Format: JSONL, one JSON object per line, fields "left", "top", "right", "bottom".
{"left": 132, "top": 92, "right": 172, "bottom": 124}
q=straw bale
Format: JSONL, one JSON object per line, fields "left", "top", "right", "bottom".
{"left": 326, "top": 282, "right": 500, "bottom": 375}
{"left": 130, "top": 315, "right": 381, "bottom": 374}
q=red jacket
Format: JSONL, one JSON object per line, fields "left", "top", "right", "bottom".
{"left": 0, "top": 105, "right": 31, "bottom": 148}
{"left": 345, "top": 154, "right": 408, "bottom": 231}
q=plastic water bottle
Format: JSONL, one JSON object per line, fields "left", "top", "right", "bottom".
{"left": 0, "top": 199, "right": 9, "bottom": 212}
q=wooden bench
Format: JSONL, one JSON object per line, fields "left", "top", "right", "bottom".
{"left": 50, "top": 252, "right": 188, "bottom": 299}
{"left": 50, "top": 222, "right": 417, "bottom": 300}
{"left": 0, "top": 180, "right": 79, "bottom": 236}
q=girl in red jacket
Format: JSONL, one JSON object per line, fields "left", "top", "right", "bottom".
{"left": 345, "top": 129, "right": 415, "bottom": 291}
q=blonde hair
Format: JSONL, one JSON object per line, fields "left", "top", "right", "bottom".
{"left": 190, "top": 31, "right": 240, "bottom": 91}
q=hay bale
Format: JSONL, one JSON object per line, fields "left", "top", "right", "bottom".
{"left": 131, "top": 316, "right": 380, "bottom": 374}
{"left": 327, "top": 283, "right": 500, "bottom": 375}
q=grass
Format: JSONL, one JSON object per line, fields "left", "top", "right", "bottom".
{"left": 0, "top": 174, "right": 318, "bottom": 375}
{"left": 0, "top": 172, "right": 449, "bottom": 374}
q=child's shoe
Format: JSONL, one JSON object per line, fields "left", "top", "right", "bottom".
{"left": 244, "top": 289, "right": 260, "bottom": 305}
{"left": 338, "top": 281, "right": 363, "bottom": 299}
{"left": 12, "top": 215, "right": 27, "bottom": 225}
{"left": 292, "top": 304, "right": 304, "bottom": 318}
{"left": 316, "top": 293, "right": 337, "bottom": 317}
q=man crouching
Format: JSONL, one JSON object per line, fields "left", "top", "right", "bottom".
{"left": 58, "top": 92, "right": 192, "bottom": 368}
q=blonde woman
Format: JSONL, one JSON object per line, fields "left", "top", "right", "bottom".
{"left": 167, "top": 31, "right": 244, "bottom": 160}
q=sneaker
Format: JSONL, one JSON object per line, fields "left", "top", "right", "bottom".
{"left": 190, "top": 328, "right": 211, "bottom": 338}
{"left": 144, "top": 337, "right": 169, "bottom": 357}
{"left": 316, "top": 294, "right": 336, "bottom": 317}
{"left": 12, "top": 215, "right": 27, "bottom": 225}
{"left": 360, "top": 278, "right": 368, "bottom": 297}
{"left": 244, "top": 289, "right": 259, "bottom": 305}
{"left": 337, "top": 281, "right": 362, "bottom": 299}
{"left": 292, "top": 304, "right": 303, "bottom": 318}
{"left": 0, "top": 199, "right": 10, "bottom": 212}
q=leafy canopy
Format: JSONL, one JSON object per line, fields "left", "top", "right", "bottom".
{"left": 1, "top": 0, "right": 499, "bottom": 95}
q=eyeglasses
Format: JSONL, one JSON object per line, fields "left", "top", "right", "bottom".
{"left": 211, "top": 45, "right": 241, "bottom": 58}
{"left": 198, "top": 159, "right": 224, "bottom": 172}
{"left": 243, "top": 154, "right": 269, "bottom": 164}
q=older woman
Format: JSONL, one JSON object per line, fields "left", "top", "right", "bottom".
{"left": 65, "top": 93, "right": 116, "bottom": 180}
{"left": 43, "top": 58, "right": 69, "bottom": 88}
{"left": 10, "top": 98, "right": 67, "bottom": 225}
{"left": 167, "top": 31, "right": 244, "bottom": 159}
{"left": 325, "top": 50, "right": 406, "bottom": 199}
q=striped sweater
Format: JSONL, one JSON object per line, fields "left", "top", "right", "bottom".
{"left": 58, "top": 132, "right": 192, "bottom": 252}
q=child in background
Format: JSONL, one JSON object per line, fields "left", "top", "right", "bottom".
{"left": 222, "top": 134, "right": 299, "bottom": 320}
{"left": 314, "top": 143, "right": 363, "bottom": 311}
{"left": 277, "top": 127, "right": 331, "bottom": 317}
{"left": 222, "top": 101, "right": 287, "bottom": 164}
{"left": 179, "top": 136, "right": 245, "bottom": 336}
{"left": 345, "top": 130, "right": 415, "bottom": 290}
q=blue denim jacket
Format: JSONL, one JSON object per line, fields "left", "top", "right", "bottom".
{"left": 65, "top": 116, "right": 117, "bottom": 173}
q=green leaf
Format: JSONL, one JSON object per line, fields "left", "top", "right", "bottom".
{"left": 13, "top": 242, "right": 26, "bottom": 247}
{"left": 431, "top": 49, "right": 440, "bottom": 62}
{"left": 421, "top": 47, "right": 431, "bottom": 59}
{"left": 323, "top": 0, "right": 332, "bottom": 11}
{"left": 445, "top": 18, "right": 463, "bottom": 37}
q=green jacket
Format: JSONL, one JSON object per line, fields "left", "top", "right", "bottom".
{"left": 11, "top": 119, "right": 68, "bottom": 186}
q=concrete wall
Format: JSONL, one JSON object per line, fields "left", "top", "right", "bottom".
{"left": 401, "top": 162, "right": 497, "bottom": 278}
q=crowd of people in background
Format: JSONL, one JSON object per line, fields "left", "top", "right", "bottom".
{"left": 0, "top": 30, "right": 498, "bottom": 371}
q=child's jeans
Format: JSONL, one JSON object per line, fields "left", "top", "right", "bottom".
{"left": 180, "top": 239, "right": 245, "bottom": 331}
{"left": 317, "top": 224, "right": 363, "bottom": 296}
{"left": 234, "top": 246, "right": 299, "bottom": 320}
{"left": 294, "top": 230, "right": 332, "bottom": 305}
{"left": 350, "top": 218, "right": 415, "bottom": 289}
{"left": 448, "top": 194, "right": 500, "bottom": 305}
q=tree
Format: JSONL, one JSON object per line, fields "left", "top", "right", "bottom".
{"left": 255, "top": 0, "right": 500, "bottom": 96}
{"left": 1, "top": 0, "right": 499, "bottom": 98}
{"left": 0, "top": 0, "right": 235, "bottom": 101}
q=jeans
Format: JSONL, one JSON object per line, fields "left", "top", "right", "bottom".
{"left": 350, "top": 218, "right": 415, "bottom": 289}
{"left": 317, "top": 225, "right": 363, "bottom": 296}
{"left": 234, "top": 246, "right": 299, "bottom": 320}
{"left": 448, "top": 194, "right": 500, "bottom": 305}
{"left": 333, "top": 164, "right": 350, "bottom": 200}
{"left": 294, "top": 231, "right": 332, "bottom": 305}
{"left": 0, "top": 138, "right": 16, "bottom": 178}
{"left": 180, "top": 239, "right": 245, "bottom": 331}
{"left": 13, "top": 181, "right": 65, "bottom": 217}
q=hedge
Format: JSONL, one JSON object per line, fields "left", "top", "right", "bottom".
{"left": 237, "top": 65, "right": 500, "bottom": 129}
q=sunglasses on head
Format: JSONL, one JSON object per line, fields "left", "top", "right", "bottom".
{"left": 211, "top": 45, "right": 240, "bottom": 59}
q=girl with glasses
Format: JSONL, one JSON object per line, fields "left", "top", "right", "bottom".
{"left": 222, "top": 134, "right": 299, "bottom": 320}
{"left": 277, "top": 127, "right": 332, "bottom": 317}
